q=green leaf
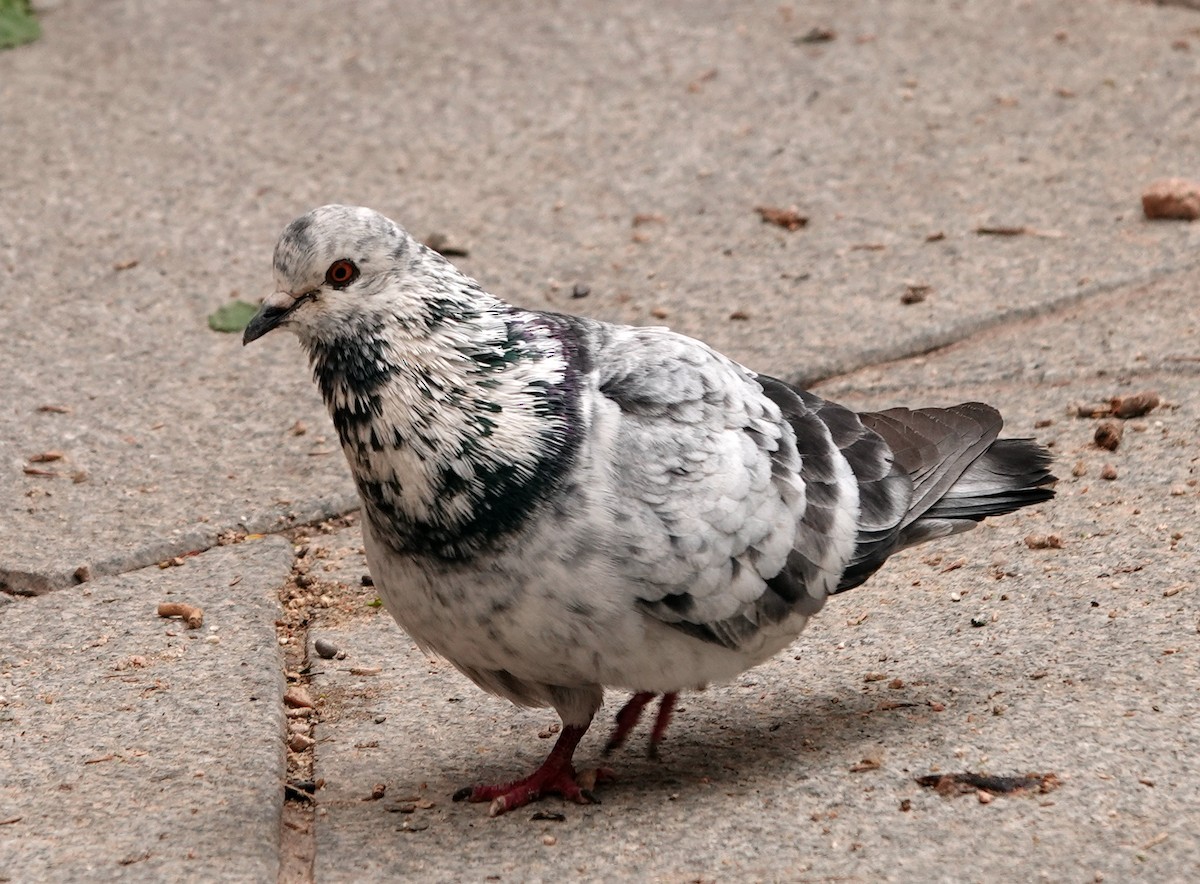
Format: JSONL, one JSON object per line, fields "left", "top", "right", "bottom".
{"left": 207, "top": 299, "right": 260, "bottom": 333}
{"left": 367, "top": 597, "right": 383, "bottom": 608}
{"left": 0, "top": 0, "right": 40, "bottom": 51}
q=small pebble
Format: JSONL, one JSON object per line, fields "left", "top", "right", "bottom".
{"left": 1100, "top": 464, "right": 1118, "bottom": 481}
{"left": 314, "top": 638, "right": 339, "bottom": 659}
{"left": 542, "top": 835, "right": 558, "bottom": 846}
{"left": 288, "top": 733, "right": 315, "bottom": 752}
{"left": 571, "top": 283, "right": 591, "bottom": 299}
{"left": 970, "top": 616, "right": 988, "bottom": 628}
{"left": 374, "top": 714, "right": 387, "bottom": 724}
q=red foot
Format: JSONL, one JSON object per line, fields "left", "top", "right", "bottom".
{"left": 604, "top": 691, "right": 679, "bottom": 758}
{"left": 452, "top": 724, "right": 612, "bottom": 816}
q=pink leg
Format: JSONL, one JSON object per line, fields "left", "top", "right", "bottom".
{"left": 452, "top": 723, "right": 611, "bottom": 816}
{"left": 647, "top": 692, "right": 678, "bottom": 760}
{"left": 603, "top": 691, "right": 655, "bottom": 756}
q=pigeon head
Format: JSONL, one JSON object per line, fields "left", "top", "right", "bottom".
{"left": 243, "top": 204, "right": 454, "bottom": 347}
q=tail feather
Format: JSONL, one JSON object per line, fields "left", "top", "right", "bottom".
{"left": 834, "top": 403, "right": 1056, "bottom": 594}
{"left": 921, "top": 438, "right": 1056, "bottom": 523}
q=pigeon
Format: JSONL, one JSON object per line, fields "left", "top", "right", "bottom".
{"left": 244, "top": 205, "right": 1056, "bottom": 815}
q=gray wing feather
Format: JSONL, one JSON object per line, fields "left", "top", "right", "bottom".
{"left": 585, "top": 325, "right": 853, "bottom": 651}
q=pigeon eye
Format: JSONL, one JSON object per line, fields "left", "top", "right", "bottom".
{"left": 325, "top": 259, "right": 359, "bottom": 289}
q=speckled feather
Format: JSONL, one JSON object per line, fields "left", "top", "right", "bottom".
{"left": 250, "top": 205, "right": 1055, "bottom": 729}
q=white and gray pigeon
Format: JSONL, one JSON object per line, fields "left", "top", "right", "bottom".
{"left": 244, "top": 205, "right": 1056, "bottom": 816}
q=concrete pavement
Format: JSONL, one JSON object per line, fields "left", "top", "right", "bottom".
{"left": 2, "top": 0, "right": 1198, "bottom": 880}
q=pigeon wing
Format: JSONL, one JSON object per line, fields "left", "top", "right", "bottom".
{"left": 579, "top": 322, "right": 861, "bottom": 651}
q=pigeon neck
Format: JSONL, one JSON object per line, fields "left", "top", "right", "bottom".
{"left": 309, "top": 307, "right": 586, "bottom": 561}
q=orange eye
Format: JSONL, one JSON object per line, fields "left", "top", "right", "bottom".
{"left": 325, "top": 259, "right": 359, "bottom": 288}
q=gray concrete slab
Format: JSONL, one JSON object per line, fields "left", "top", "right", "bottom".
{"left": 304, "top": 274, "right": 1199, "bottom": 881}
{"left": 3, "top": 0, "right": 1200, "bottom": 591}
{"left": 0, "top": 536, "right": 293, "bottom": 882}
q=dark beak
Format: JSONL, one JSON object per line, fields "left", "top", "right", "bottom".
{"left": 242, "top": 291, "right": 301, "bottom": 345}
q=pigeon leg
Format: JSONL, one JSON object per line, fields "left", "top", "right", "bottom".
{"left": 647, "top": 692, "right": 679, "bottom": 759}
{"left": 603, "top": 691, "right": 656, "bottom": 756}
{"left": 452, "top": 723, "right": 611, "bottom": 816}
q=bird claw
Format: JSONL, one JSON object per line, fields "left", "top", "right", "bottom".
{"left": 456, "top": 766, "right": 614, "bottom": 817}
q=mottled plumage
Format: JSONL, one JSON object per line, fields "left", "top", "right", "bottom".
{"left": 244, "top": 205, "right": 1056, "bottom": 814}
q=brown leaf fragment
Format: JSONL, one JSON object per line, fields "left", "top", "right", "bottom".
{"left": 916, "top": 771, "right": 1060, "bottom": 798}
{"left": 794, "top": 26, "right": 836, "bottom": 44}
{"left": 975, "top": 225, "right": 1028, "bottom": 236}
{"left": 1142, "top": 178, "right": 1200, "bottom": 221}
{"left": 283, "top": 686, "right": 315, "bottom": 709}
{"left": 1110, "top": 391, "right": 1160, "bottom": 419}
{"left": 755, "top": 206, "right": 808, "bottom": 231}
{"left": 157, "top": 602, "right": 204, "bottom": 629}
{"left": 1094, "top": 420, "right": 1123, "bottom": 451}
{"left": 23, "top": 467, "right": 60, "bottom": 478}
{"left": 901, "top": 284, "right": 931, "bottom": 305}
{"left": 632, "top": 213, "right": 666, "bottom": 227}
{"left": 113, "top": 259, "right": 140, "bottom": 272}
{"left": 37, "top": 404, "right": 72, "bottom": 414}
{"left": 1071, "top": 401, "right": 1113, "bottom": 418}
{"left": 924, "top": 231, "right": 946, "bottom": 242}
{"left": 729, "top": 309, "right": 750, "bottom": 321}
{"left": 28, "top": 451, "right": 64, "bottom": 463}
{"left": 850, "top": 755, "right": 882, "bottom": 773}
{"left": 1024, "top": 533, "right": 1064, "bottom": 550}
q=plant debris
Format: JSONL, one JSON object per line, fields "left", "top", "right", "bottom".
{"left": 1111, "top": 391, "right": 1160, "bottom": 419}
{"left": 1093, "top": 420, "right": 1123, "bottom": 451}
{"left": 794, "top": 27, "right": 836, "bottom": 44}
{"left": 1024, "top": 533, "right": 1064, "bottom": 550}
{"left": 284, "top": 686, "right": 316, "bottom": 709}
{"left": 207, "top": 299, "right": 260, "bottom": 333}
{"left": 156, "top": 602, "right": 204, "bottom": 629}
{"left": 850, "top": 755, "right": 882, "bottom": 773}
{"left": 974, "top": 225, "right": 1063, "bottom": 238}
{"left": 755, "top": 206, "right": 808, "bottom": 231}
{"left": 363, "top": 783, "right": 387, "bottom": 801}
{"left": 1142, "top": 178, "right": 1200, "bottom": 221}
{"left": 901, "top": 284, "right": 931, "bottom": 305}
{"left": 915, "top": 771, "right": 1060, "bottom": 798}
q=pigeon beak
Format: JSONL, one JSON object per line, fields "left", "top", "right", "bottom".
{"left": 243, "top": 290, "right": 302, "bottom": 345}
